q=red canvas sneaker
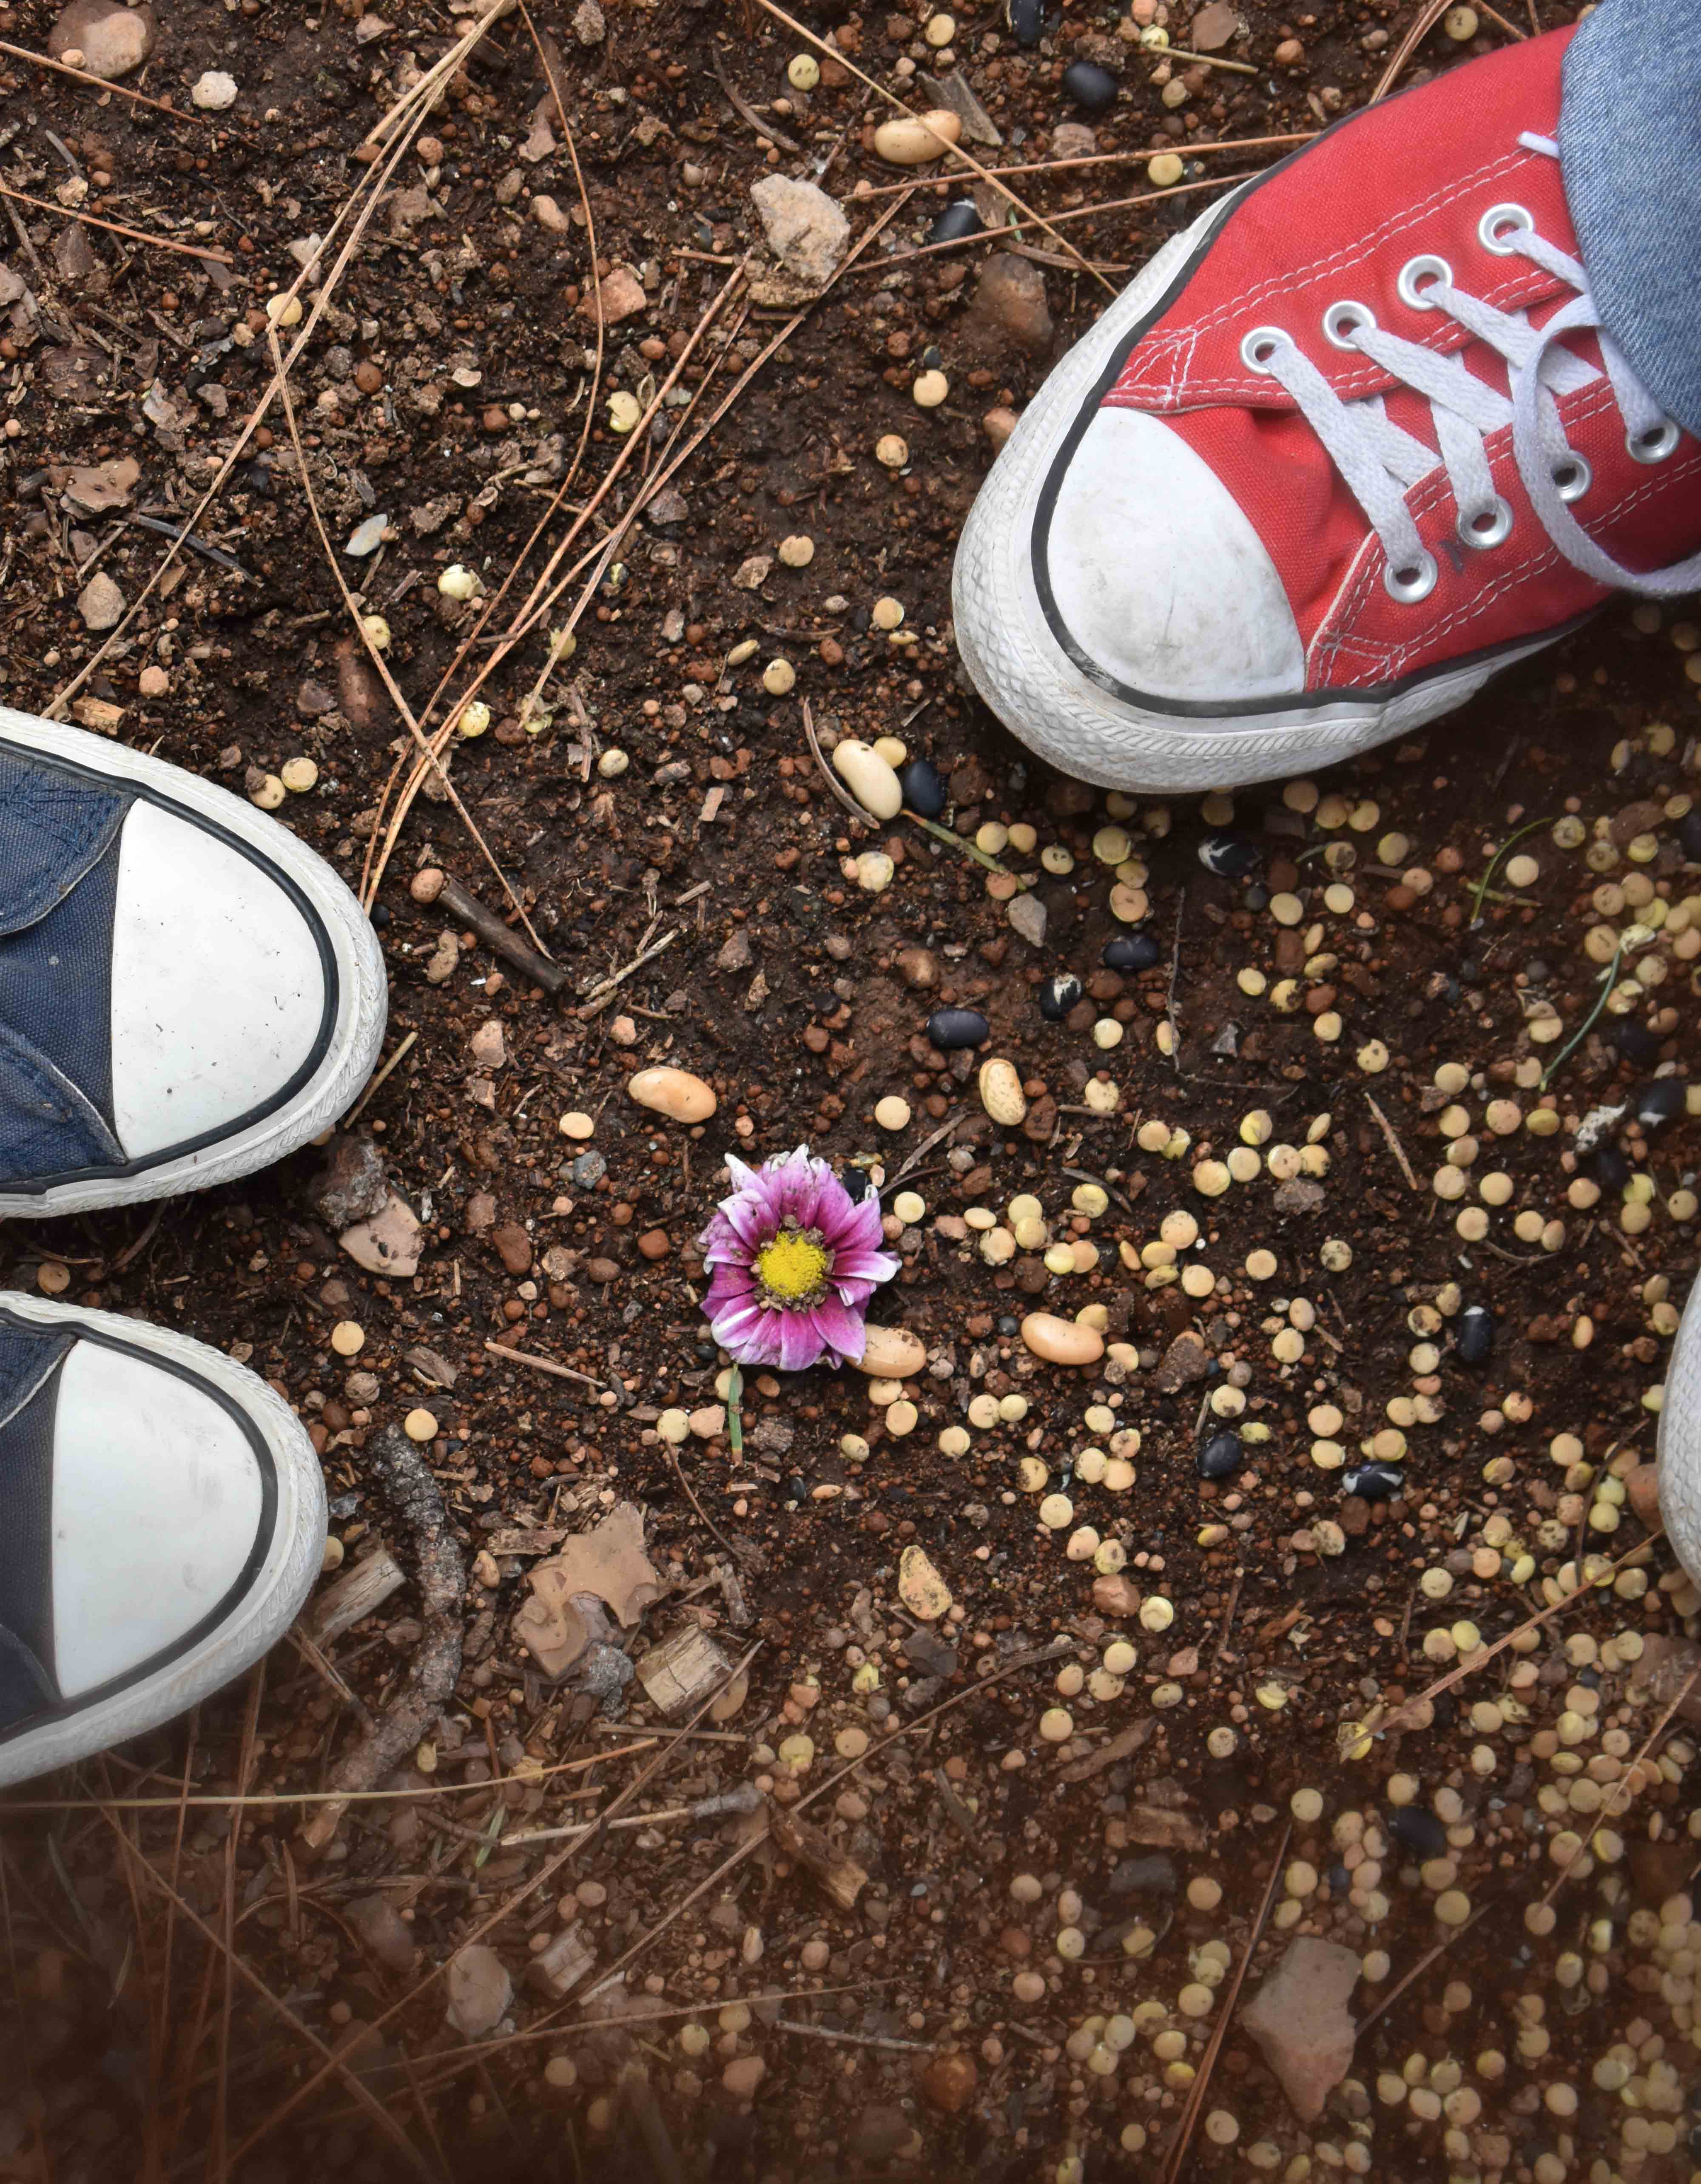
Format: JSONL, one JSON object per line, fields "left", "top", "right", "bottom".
{"left": 953, "top": 27, "right": 1701, "bottom": 793}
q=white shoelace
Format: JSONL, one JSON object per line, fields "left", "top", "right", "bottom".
{"left": 1241, "top": 135, "right": 1701, "bottom": 604}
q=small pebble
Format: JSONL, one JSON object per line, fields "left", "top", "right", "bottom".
{"left": 628, "top": 1066, "right": 717, "bottom": 1122}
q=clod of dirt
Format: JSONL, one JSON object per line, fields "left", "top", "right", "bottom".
{"left": 963, "top": 252, "right": 1054, "bottom": 359}
{"left": 445, "top": 1945, "right": 513, "bottom": 2040}
{"left": 1153, "top": 1331, "right": 1212, "bottom": 1391}
{"left": 308, "top": 1134, "right": 392, "bottom": 1229}
{"left": 583, "top": 264, "right": 648, "bottom": 323}
{"left": 76, "top": 570, "right": 125, "bottom": 631}
{"left": 750, "top": 174, "right": 850, "bottom": 287}
{"left": 1240, "top": 1937, "right": 1362, "bottom": 2122}
{"left": 516, "top": 1504, "right": 666, "bottom": 1679}
{"left": 58, "top": 458, "right": 138, "bottom": 515}
{"left": 48, "top": 0, "right": 155, "bottom": 78}
{"left": 190, "top": 70, "right": 239, "bottom": 111}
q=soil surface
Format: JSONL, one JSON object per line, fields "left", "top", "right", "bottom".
{"left": 3, "top": 1, "right": 1701, "bottom": 2181}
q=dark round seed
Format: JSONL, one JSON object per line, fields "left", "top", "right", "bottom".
{"left": 1006, "top": 0, "right": 1044, "bottom": 43}
{"left": 898, "top": 756, "right": 947, "bottom": 819}
{"left": 927, "top": 1006, "right": 990, "bottom": 1050}
{"left": 927, "top": 200, "right": 984, "bottom": 246}
{"left": 1680, "top": 810, "right": 1701, "bottom": 864}
{"left": 1038, "top": 973, "right": 1082, "bottom": 1021}
{"left": 1062, "top": 59, "right": 1117, "bottom": 108}
{"left": 1633, "top": 1077, "right": 1685, "bottom": 1128}
{"left": 842, "top": 1168, "right": 873, "bottom": 1202}
{"left": 1197, "top": 832, "right": 1263, "bottom": 881}
{"left": 1195, "top": 1431, "right": 1243, "bottom": 1481}
{"left": 1103, "top": 932, "right": 1161, "bottom": 972}
{"left": 1341, "top": 1461, "right": 1404, "bottom": 1501}
{"left": 1455, "top": 1304, "right": 1493, "bottom": 1366}
{"left": 1243, "top": 884, "right": 1269, "bottom": 912}
{"left": 1389, "top": 1804, "right": 1447, "bottom": 1858}
{"left": 1589, "top": 1143, "right": 1632, "bottom": 1192}
{"left": 1613, "top": 1018, "right": 1662, "bottom": 1065}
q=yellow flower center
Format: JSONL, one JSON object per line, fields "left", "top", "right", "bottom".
{"left": 756, "top": 1228, "right": 830, "bottom": 1303}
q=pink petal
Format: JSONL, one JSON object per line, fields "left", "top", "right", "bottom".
{"left": 832, "top": 1246, "right": 901, "bottom": 1285}
{"left": 704, "top": 1266, "right": 756, "bottom": 1310}
{"left": 777, "top": 1309, "right": 826, "bottom": 1373}
{"left": 809, "top": 1294, "right": 867, "bottom": 1362}
{"left": 711, "top": 1296, "right": 777, "bottom": 1365}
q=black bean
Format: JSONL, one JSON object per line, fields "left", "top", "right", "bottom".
{"left": 1103, "top": 931, "right": 1161, "bottom": 972}
{"left": 1681, "top": 809, "right": 1701, "bottom": 863}
{"left": 1614, "top": 1018, "right": 1662, "bottom": 1065}
{"left": 1005, "top": 0, "right": 1044, "bottom": 44}
{"left": 927, "top": 200, "right": 984, "bottom": 246}
{"left": 1062, "top": 59, "right": 1117, "bottom": 108}
{"left": 1456, "top": 1304, "right": 1493, "bottom": 1365}
{"left": 1589, "top": 1143, "right": 1632, "bottom": 1191}
{"left": 842, "top": 1168, "right": 873, "bottom": 1202}
{"left": 927, "top": 1007, "right": 990, "bottom": 1050}
{"left": 1341, "top": 1461, "right": 1404, "bottom": 1500}
{"left": 1389, "top": 1804, "right": 1447, "bottom": 1858}
{"left": 1195, "top": 1431, "right": 1243, "bottom": 1481}
{"left": 1038, "top": 973, "right": 1082, "bottom": 1021}
{"left": 1197, "top": 832, "right": 1262, "bottom": 880}
{"left": 897, "top": 756, "right": 946, "bottom": 819}
{"left": 1633, "top": 1077, "right": 1685, "bottom": 1128}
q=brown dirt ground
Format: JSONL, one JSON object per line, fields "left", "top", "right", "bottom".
{"left": 3, "top": 0, "right": 1700, "bottom": 2180}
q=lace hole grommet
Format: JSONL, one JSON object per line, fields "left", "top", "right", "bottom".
{"left": 1627, "top": 421, "right": 1681, "bottom": 465}
{"left": 1322, "top": 299, "right": 1376, "bottom": 350}
{"left": 1239, "top": 326, "right": 1291, "bottom": 373}
{"left": 1458, "top": 495, "right": 1514, "bottom": 550}
{"left": 1479, "top": 202, "right": 1534, "bottom": 253}
{"left": 1397, "top": 255, "right": 1452, "bottom": 309}
{"left": 1384, "top": 550, "right": 1439, "bottom": 605}
{"left": 1551, "top": 455, "right": 1592, "bottom": 503}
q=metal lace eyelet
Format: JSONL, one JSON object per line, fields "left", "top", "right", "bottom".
{"left": 1479, "top": 202, "right": 1534, "bottom": 254}
{"left": 1239, "top": 325, "right": 1291, "bottom": 373}
{"left": 1384, "top": 551, "right": 1439, "bottom": 604}
{"left": 1396, "top": 254, "right": 1452, "bottom": 310}
{"left": 1457, "top": 496, "right": 1514, "bottom": 550}
{"left": 1551, "top": 455, "right": 1592, "bottom": 503}
{"left": 1627, "top": 420, "right": 1681, "bottom": 465}
{"left": 1322, "top": 300, "right": 1376, "bottom": 350}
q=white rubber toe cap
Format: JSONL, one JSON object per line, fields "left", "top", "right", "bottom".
{"left": 51, "top": 1337, "right": 267, "bottom": 1698}
{"left": 1041, "top": 407, "right": 1306, "bottom": 704}
{"left": 108, "top": 800, "right": 330, "bottom": 1160}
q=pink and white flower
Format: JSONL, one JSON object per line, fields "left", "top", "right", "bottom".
{"left": 698, "top": 1146, "right": 900, "bottom": 1372}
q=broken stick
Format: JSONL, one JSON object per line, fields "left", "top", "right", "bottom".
{"left": 439, "top": 875, "right": 570, "bottom": 997}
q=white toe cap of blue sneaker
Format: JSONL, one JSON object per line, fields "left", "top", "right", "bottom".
{"left": 108, "top": 800, "right": 330, "bottom": 1160}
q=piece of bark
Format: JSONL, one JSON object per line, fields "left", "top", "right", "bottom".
{"left": 1058, "top": 1719, "right": 1154, "bottom": 1783}
{"left": 298, "top": 1430, "right": 464, "bottom": 1855}
{"left": 635, "top": 1624, "right": 734, "bottom": 1718}
{"left": 530, "top": 1922, "right": 596, "bottom": 1999}
{"left": 770, "top": 1805, "right": 868, "bottom": 1911}
{"left": 307, "top": 1546, "right": 406, "bottom": 1644}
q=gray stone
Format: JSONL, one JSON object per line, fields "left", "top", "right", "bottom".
{"left": 1109, "top": 1853, "right": 1178, "bottom": 1896}
{"left": 902, "top": 1629, "right": 959, "bottom": 1678}
{"left": 1241, "top": 1937, "right": 1360, "bottom": 2122}
{"left": 750, "top": 174, "right": 850, "bottom": 287}
{"left": 1007, "top": 892, "right": 1047, "bottom": 947}
{"left": 445, "top": 1944, "right": 512, "bottom": 2039}
{"left": 345, "top": 512, "right": 387, "bottom": 557}
{"left": 346, "top": 1892, "right": 416, "bottom": 1975}
{"left": 572, "top": 1149, "right": 607, "bottom": 1189}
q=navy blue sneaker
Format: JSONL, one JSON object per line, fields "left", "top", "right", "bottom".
{"left": 0, "top": 1295, "right": 325, "bottom": 1786}
{"left": 0, "top": 709, "right": 385, "bottom": 1215}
